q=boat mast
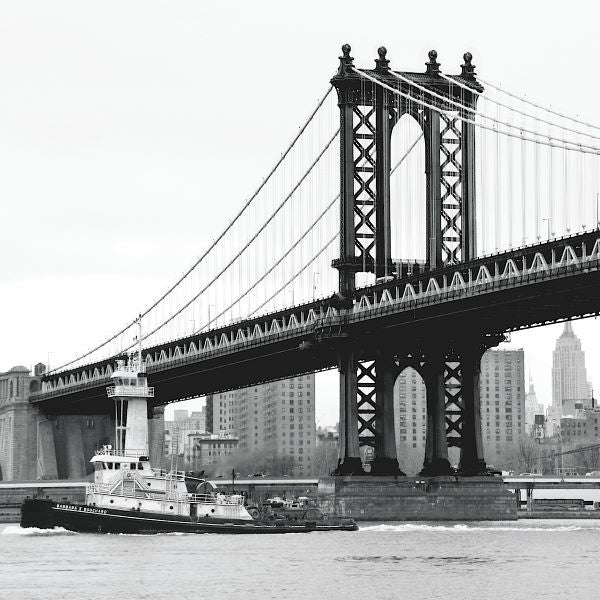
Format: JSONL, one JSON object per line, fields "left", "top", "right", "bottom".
{"left": 137, "top": 314, "right": 142, "bottom": 371}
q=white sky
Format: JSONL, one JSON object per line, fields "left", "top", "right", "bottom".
{"left": 1, "top": 0, "right": 599, "bottom": 425}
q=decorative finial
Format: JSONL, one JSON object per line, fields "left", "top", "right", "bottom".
{"left": 461, "top": 51, "right": 476, "bottom": 80}
{"left": 375, "top": 46, "right": 389, "bottom": 71}
{"left": 426, "top": 49, "right": 440, "bottom": 74}
{"left": 337, "top": 43, "right": 354, "bottom": 77}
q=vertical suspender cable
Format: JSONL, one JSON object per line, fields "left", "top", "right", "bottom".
{"left": 534, "top": 105, "right": 540, "bottom": 241}
{"left": 507, "top": 98, "right": 514, "bottom": 249}
{"left": 521, "top": 105, "right": 527, "bottom": 245}
{"left": 548, "top": 120, "right": 554, "bottom": 239}
{"left": 495, "top": 99, "right": 501, "bottom": 252}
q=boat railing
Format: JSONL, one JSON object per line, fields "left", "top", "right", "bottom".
{"left": 86, "top": 483, "right": 244, "bottom": 505}
{"left": 93, "top": 448, "right": 149, "bottom": 458}
{"left": 87, "top": 482, "right": 177, "bottom": 501}
{"left": 87, "top": 483, "right": 112, "bottom": 494}
{"left": 106, "top": 385, "right": 155, "bottom": 398}
{"left": 152, "top": 468, "right": 186, "bottom": 479}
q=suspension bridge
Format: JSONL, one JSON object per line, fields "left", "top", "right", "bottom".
{"left": 30, "top": 45, "right": 600, "bottom": 478}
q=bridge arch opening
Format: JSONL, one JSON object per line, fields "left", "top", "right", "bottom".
{"left": 393, "top": 366, "right": 426, "bottom": 475}
{"left": 390, "top": 113, "right": 426, "bottom": 270}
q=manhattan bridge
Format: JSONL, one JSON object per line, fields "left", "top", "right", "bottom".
{"left": 31, "top": 46, "right": 600, "bottom": 478}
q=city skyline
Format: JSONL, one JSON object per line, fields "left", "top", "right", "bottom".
{"left": 160, "top": 321, "right": 591, "bottom": 431}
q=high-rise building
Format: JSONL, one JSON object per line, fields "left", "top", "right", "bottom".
{"left": 205, "top": 374, "right": 316, "bottom": 475}
{"left": 164, "top": 408, "right": 206, "bottom": 458}
{"left": 394, "top": 348, "right": 526, "bottom": 473}
{"left": 525, "top": 378, "right": 545, "bottom": 435}
{"left": 394, "top": 368, "right": 426, "bottom": 475}
{"left": 551, "top": 322, "right": 592, "bottom": 420}
{"left": 480, "top": 349, "right": 526, "bottom": 468}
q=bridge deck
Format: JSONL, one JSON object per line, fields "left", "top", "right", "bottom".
{"left": 32, "top": 230, "right": 600, "bottom": 413}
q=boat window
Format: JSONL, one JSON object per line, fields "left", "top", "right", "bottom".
{"left": 114, "top": 463, "right": 120, "bottom": 469}
{"left": 137, "top": 462, "right": 143, "bottom": 470}
{"left": 107, "top": 463, "right": 113, "bottom": 470}
{"left": 103, "top": 463, "right": 109, "bottom": 470}
{"left": 130, "top": 463, "right": 137, "bottom": 470}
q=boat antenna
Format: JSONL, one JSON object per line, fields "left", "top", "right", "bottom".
{"left": 232, "top": 468, "right": 236, "bottom": 495}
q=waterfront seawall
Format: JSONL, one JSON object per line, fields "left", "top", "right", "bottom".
{"left": 317, "top": 476, "right": 517, "bottom": 521}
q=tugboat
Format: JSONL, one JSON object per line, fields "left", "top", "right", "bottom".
{"left": 21, "top": 331, "right": 357, "bottom": 534}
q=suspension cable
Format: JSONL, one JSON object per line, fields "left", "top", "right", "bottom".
{"left": 435, "top": 72, "right": 600, "bottom": 142}
{"left": 117, "top": 130, "right": 340, "bottom": 355}
{"left": 200, "top": 132, "right": 423, "bottom": 330}
{"left": 249, "top": 232, "right": 339, "bottom": 317}
{"left": 353, "top": 69, "right": 600, "bottom": 155}
{"left": 478, "top": 77, "right": 600, "bottom": 131}
{"left": 388, "top": 70, "right": 600, "bottom": 152}
{"left": 47, "top": 87, "right": 334, "bottom": 374}
{"left": 199, "top": 196, "right": 339, "bottom": 330}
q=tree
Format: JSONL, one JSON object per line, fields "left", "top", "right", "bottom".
{"left": 517, "top": 436, "right": 542, "bottom": 473}
{"left": 204, "top": 447, "right": 297, "bottom": 477}
{"left": 577, "top": 446, "right": 600, "bottom": 473}
{"left": 309, "top": 444, "right": 337, "bottom": 476}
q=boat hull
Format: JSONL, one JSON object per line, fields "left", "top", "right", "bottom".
{"left": 20, "top": 499, "right": 358, "bottom": 534}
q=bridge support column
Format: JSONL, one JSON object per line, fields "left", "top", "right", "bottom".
{"left": 63, "top": 415, "right": 86, "bottom": 480}
{"left": 421, "top": 350, "right": 453, "bottom": 476}
{"left": 36, "top": 416, "right": 58, "bottom": 479}
{"left": 456, "top": 335, "right": 504, "bottom": 475}
{"left": 371, "top": 354, "right": 404, "bottom": 476}
{"left": 333, "top": 347, "right": 363, "bottom": 475}
{"left": 457, "top": 348, "right": 487, "bottom": 475}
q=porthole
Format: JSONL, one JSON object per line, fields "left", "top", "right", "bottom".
{"left": 211, "top": 509, "right": 215, "bottom": 513}
{"left": 169, "top": 505, "right": 174, "bottom": 510}
{"left": 110, "top": 499, "right": 114, "bottom": 504}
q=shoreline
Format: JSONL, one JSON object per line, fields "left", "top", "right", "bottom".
{"left": 4, "top": 512, "right": 600, "bottom": 525}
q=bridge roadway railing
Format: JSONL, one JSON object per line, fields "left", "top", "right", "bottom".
{"left": 504, "top": 476, "right": 600, "bottom": 489}
{"left": 33, "top": 230, "right": 600, "bottom": 402}
{"left": 350, "top": 230, "right": 600, "bottom": 326}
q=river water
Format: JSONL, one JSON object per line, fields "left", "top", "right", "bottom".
{"left": 1, "top": 520, "right": 598, "bottom": 599}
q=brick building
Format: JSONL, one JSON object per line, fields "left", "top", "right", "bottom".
{"left": 187, "top": 433, "right": 239, "bottom": 468}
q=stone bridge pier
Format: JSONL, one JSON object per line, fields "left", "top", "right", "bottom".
{"left": 0, "top": 363, "right": 167, "bottom": 480}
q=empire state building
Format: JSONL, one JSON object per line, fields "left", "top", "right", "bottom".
{"left": 551, "top": 321, "right": 592, "bottom": 418}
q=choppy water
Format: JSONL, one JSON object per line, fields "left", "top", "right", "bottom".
{"left": 1, "top": 520, "right": 599, "bottom": 599}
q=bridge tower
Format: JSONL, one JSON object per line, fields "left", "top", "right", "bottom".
{"left": 331, "top": 45, "right": 499, "bottom": 476}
